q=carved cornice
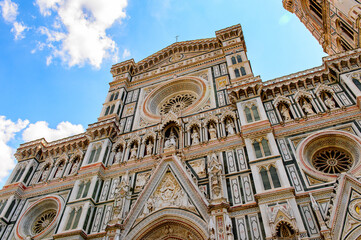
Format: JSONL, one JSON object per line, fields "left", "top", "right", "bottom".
{"left": 87, "top": 116, "right": 120, "bottom": 141}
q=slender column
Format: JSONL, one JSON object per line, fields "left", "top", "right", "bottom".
{"left": 139, "top": 141, "right": 146, "bottom": 158}
{"left": 234, "top": 118, "right": 240, "bottom": 133}
{"left": 199, "top": 127, "right": 204, "bottom": 142}
{"left": 187, "top": 129, "right": 191, "bottom": 146}
{"left": 216, "top": 122, "right": 221, "bottom": 138}
{"left": 204, "top": 126, "right": 209, "bottom": 141}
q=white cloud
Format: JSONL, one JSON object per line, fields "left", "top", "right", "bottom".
{"left": 0, "top": 116, "right": 84, "bottom": 184}
{"left": 0, "top": 116, "right": 29, "bottom": 183}
{"left": 0, "top": 0, "right": 18, "bottom": 23}
{"left": 279, "top": 13, "right": 291, "bottom": 25}
{"left": 35, "top": 0, "right": 128, "bottom": 68}
{"left": 22, "top": 121, "right": 84, "bottom": 142}
{"left": 11, "top": 21, "right": 27, "bottom": 40}
{"left": 122, "top": 48, "right": 130, "bottom": 59}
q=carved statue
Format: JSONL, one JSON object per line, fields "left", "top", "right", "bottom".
{"left": 301, "top": 100, "right": 314, "bottom": 115}
{"left": 146, "top": 142, "right": 153, "bottom": 156}
{"left": 40, "top": 165, "right": 50, "bottom": 182}
{"left": 324, "top": 94, "right": 336, "bottom": 109}
{"left": 226, "top": 119, "right": 235, "bottom": 135}
{"left": 209, "top": 124, "right": 217, "bottom": 140}
{"left": 69, "top": 160, "right": 79, "bottom": 175}
{"left": 280, "top": 104, "right": 291, "bottom": 121}
{"left": 191, "top": 129, "right": 200, "bottom": 145}
{"left": 112, "top": 172, "right": 129, "bottom": 222}
{"left": 208, "top": 154, "right": 223, "bottom": 199}
{"left": 55, "top": 162, "right": 64, "bottom": 178}
{"left": 130, "top": 145, "right": 138, "bottom": 159}
{"left": 165, "top": 130, "right": 177, "bottom": 149}
{"left": 114, "top": 147, "right": 122, "bottom": 163}
{"left": 192, "top": 160, "right": 206, "bottom": 176}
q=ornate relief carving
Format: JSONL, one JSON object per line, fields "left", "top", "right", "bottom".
{"left": 141, "top": 172, "right": 195, "bottom": 218}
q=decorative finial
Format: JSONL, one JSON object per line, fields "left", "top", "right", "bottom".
{"left": 175, "top": 35, "right": 179, "bottom": 42}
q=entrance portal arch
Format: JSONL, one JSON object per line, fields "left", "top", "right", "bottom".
{"left": 125, "top": 209, "right": 208, "bottom": 240}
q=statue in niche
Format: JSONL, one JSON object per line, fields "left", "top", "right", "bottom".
{"left": 114, "top": 147, "right": 123, "bottom": 163}
{"left": 69, "top": 159, "right": 79, "bottom": 175}
{"left": 40, "top": 165, "right": 50, "bottom": 182}
{"left": 146, "top": 141, "right": 153, "bottom": 156}
{"left": 209, "top": 124, "right": 217, "bottom": 140}
{"left": 226, "top": 119, "right": 235, "bottom": 135}
{"left": 164, "top": 130, "right": 177, "bottom": 149}
{"left": 324, "top": 94, "right": 336, "bottom": 109}
{"left": 112, "top": 172, "right": 129, "bottom": 222}
{"left": 280, "top": 104, "right": 292, "bottom": 121}
{"left": 208, "top": 154, "right": 223, "bottom": 199}
{"left": 301, "top": 100, "right": 314, "bottom": 115}
{"left": 55, "top": 162, "right": 65, "bottom": 178}
{"left": 191, "top": 128, "right": 200, "bottom": 145}
{"left": 130, "top": 144, "right": 138, "bottom": 160}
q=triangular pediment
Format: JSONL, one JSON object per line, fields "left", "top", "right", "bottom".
{"left": 326, "top": 173, "right": 361, "bottom": 239}
{"left": 121, "top": 155, "right": 209, "bottom": 237}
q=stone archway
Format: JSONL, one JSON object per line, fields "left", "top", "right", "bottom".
{"left": 138, "top": 219, "right": 205, "bottom": 240}
{"left": 125, "top": 209, "right": 208, "bottom": 240}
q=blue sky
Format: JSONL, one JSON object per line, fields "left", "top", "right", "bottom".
{"left": 0, "top": 0, "right": 325, "bottom": 187}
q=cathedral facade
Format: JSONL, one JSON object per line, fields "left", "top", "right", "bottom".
{"left": 2, "top": 10, "right": 361, "bottom": 240}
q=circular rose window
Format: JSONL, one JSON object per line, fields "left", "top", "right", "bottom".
{"left": 32, "top": 209, "right": 57, "bottom": 235}
{"left": 311, "top": 147, "right": 353, "bottom": 174}
{"left": 15, "top": 195, "right": 63, "bottom": 240}
{"left": 297, "top": 130, "right": 361, "bottom": 182}
{"left": 142, "top": 76, "right": 209, "bottom": 121}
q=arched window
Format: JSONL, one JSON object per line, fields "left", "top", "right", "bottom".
{"left": 65, "top": 208, "right": 75, "bottom": 230}
{"left": 231, "top": 56, "right": 237, "bottom": 65}
{"left": 0, "top": 200, "right": 8, "bottom": 215}
{"left": 260, "top": 165, "right": 281, "bottom": 190}
{"left": 237, "top": 55, "right": 242, "bottom": 63}
{"left": 11, "top": 168, "right": 22, "bottom": 183}
{"left": 353, "top": 78, "right": 361, "bottom": 91}
{"left": 240, "top": 67, "right": 246, "bottom": 76}
{"left": 109, "top": 104, "right": 115, "bottom": 114}
{"left": 244, "top": 105, "right": 261, "bottom": 123}
{"left": 253, "top": 138, "right": 271, "bottom": 158}
{"left": 109, "top": 93, "right": 114, "bottom": 102}
{"left": 269, "top": 165, "right": 281, "bottom": 188}
{"left": 105, "top": 106, "right": 110, "bottom": 116}
{"left": 114, "top": 92, "right": 119, "bottom": 100}
{"left": 234, "top": 69, "right": 240, "bottom": 78}
{"left": 65, "top": 207, "right": 82, "bottom": 231}
{"left": 251, "top": 105, "right": 260, "bottom": 121}
{"left": 260, "top": 168, "right": 271, "bottom": 190}
{"left": 245, "top": 107, "right": 253, "bottom": 123}
{"left": 88, "top": 145, "right": 102, "bottom": 164}
{"left": 23, "top": 166, "right": 33, "bottom": 184}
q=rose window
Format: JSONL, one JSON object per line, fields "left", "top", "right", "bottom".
{"left": 159, "top": 93, "right": 197, "bottom": 115}
{"left": 32, "top": 209, "right": 57, "bottom": 234}
{"left": 311, "top": 147, "right": 353, "bottom": 174}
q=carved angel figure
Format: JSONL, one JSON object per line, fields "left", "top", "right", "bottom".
{"left": 226, "top": 119, "right": 235, "bottom": 135}
{"left": 130, "top": 145, "right": 138, "bottom": 159}
{"left": 114, "top": 148, "right": 122, "bottom": 163}
{"left": 191, "top": 129, "right": 200, "bottom": 145}
{"left": 324, "top": 94, "right": 336, "bottom": 109}
{"left": 146, "top": 142, "right": 153, "bottom": 156}
{"left": 280, "top": 104, "right": 291, "bottom": 121}
{"left": 302, "top": 101, "right": 314, "bottom": 115}
{"left": 209, "top": 124, "right": 217, "bottom": 140}
{"left": 165, "top": 131, "right": 177, "bottom": 148}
